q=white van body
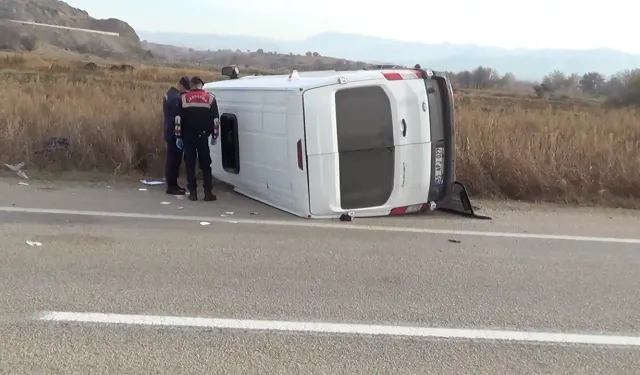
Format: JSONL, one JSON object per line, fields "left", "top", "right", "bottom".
{"left": 203, "top": 69, "right": 454, "bottom": 219}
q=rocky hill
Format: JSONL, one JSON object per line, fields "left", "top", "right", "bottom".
{"left": 0, "top": 0, "right": 151, "bottom": 60}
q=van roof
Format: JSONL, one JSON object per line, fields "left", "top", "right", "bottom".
{"left": 204, "top": 69, "right": 412, "bottom": 91}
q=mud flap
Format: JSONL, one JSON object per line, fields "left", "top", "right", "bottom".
{"left": 438, "top": 181, "right": 492, "bottom": 220}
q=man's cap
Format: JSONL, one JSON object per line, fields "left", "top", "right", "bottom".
{"left": 190, "top": 76, "right": 205, "bottom": 86}
{"left": 178, "top": 76, "right": 191, "bottom": 90}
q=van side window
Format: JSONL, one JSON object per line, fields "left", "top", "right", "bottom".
{"left": 220, "top": 113, "right": 240, "bottom": 174}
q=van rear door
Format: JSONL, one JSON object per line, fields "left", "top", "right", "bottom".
{"left": 304, "top": 82, "right": 397, "bottom": 216}
{"left": 379, "top": 72, "right": 432, "bottom": 209}
{"left": 333, "top": 85, "right": 396, "bottom": 210}
{"left": 377, "top": 70, "right": 455, "bottom": 213}
{"left": 303, "top": 70, "right": 455, "bottom": 217}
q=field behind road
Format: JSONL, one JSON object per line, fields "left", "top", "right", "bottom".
{"left": 1, "top": 178, "right": 640, "bottom": 374}
{"left": 1, "top": 52, "right": 640, "bottom": 208}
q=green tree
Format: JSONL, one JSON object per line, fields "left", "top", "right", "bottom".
{"left": 579, "top": 72, "right": 605, "bottom": 96}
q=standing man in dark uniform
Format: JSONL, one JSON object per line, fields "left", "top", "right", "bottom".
{"left": 163, "top": 76, "right": 191, "bottom": 195}
{"left": 174, "top": 76, "right": 219, "bottom": 202}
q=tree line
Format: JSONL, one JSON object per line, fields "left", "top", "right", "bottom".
{"left": 447, "top": 66, "right": 640, "bottom": 107}
{"left": 166, "top": 46, "right": 640, "bottom": 108}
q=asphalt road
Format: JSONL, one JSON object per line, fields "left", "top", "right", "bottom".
{"left": 1, "top": 177, "right": 640, "bottom": 374}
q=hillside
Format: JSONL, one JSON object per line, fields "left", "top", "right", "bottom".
{"left": 143, "top": 42, "right": 369, "bottom": 72}
{"left": 138, "top": 30, "right": 640, "bottom": 80}
{"left": 4, "top": 0, "right": 639, "bottom": 79}
{"left": 0, "top": 0, "right": 366, "bottom": 70}
{"left": 0, "top": 0, "right": 151, "bottom": 60}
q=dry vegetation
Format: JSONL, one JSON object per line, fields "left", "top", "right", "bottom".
{"left": 2, "top": 52, "right": 640, "bottom": 207}
{"left": 144, "top": 42, "right": 369, "bottom": 73}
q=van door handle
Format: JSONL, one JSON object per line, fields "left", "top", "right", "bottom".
{"left": 401, "top": 119, "right": 407, "bottom": 137}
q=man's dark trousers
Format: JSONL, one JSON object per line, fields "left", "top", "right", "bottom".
{"left": 165, "top": 136, "right": 183, "bottom": 188}
{"left": 183, "top": 135, "right": 213, "bottom": 194}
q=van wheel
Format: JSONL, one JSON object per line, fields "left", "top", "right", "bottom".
{"left": 339, "top": 214, "right": 352, "bottom": 222}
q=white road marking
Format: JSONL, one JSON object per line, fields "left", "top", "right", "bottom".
{"left": 38, "top": 311, "right": 640, "bottom": 347}
{"left": 2, "top": 206, "right": 640, "bottom": 244}
{"left": 7, "top": 20, "right": 120, "bottom": 36}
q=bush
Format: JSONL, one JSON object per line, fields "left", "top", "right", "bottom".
{"left": 20, "top": 36, "right": 38, "bottom": 51}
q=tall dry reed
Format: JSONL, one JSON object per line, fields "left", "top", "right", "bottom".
{"left": 2, "top": 53, "right": 639, "bottom": 206}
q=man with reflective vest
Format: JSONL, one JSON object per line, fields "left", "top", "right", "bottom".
{"left": 174, "top": 76, "right": 219, "bottom": 201}
{"left": 163, "top": 76, "right": 191, "bottom": 195}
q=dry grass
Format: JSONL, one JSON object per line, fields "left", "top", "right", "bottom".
{"left": 2, "top": 52, "right": 640, "bottom": 207}
{"left": 457, "top": 102, "right": 640, "bottom": 207}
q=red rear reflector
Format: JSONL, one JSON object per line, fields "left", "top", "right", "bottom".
{"left": 383, "top": 71, "right": 421, "bottom": 81}
{"left": 390, "top": 206, "right": 407, "bottom": 215}
{"left": 296, "top": 139, "right": 303, "bottom": 170}
{"left": 390, "top": 204, "right": 426, "bottom": 216}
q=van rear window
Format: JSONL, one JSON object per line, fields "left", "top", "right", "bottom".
{"left": 334, "top": 85, "right": 395, "bottom": 209}
{"left": 335, "top": 86, "right": 394, "bottom": 152}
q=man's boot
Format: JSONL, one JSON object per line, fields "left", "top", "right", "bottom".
{"left": 188, "top": 190, "right": 198, "bottom": 201}
{"left": 166, "top": 184, "right": 186, "bottom": 195}
{"left": 203, "top": 190, "right": 217, "bottom": 202}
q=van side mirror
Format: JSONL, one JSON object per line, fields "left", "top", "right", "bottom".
{"left": 221, "top": 65, "right": 240, "bottom": 79}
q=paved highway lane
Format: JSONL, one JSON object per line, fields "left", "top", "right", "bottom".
{"left": 1, "top": 178, "right": 640, "bottom": 373}
{"left": 2, "top": 217, "right": 640, "bottom": 333}
{"left": 3, "top": 177, "right": 640, "bottom": 238}
{"left": 2, "top": 323, "right": 639, "bottom": 375}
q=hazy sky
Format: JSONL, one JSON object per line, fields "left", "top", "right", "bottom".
{"left": 64, "top": 0, "right": 636, "bottom": 53}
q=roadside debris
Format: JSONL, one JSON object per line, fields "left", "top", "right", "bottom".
{"left": 250, "top": 212, "right": 259, "bottom": 215}
{"left": 26, "top": 240, "right": 42, "bottom": 247}
{"left": 225, "top": 212, "right": 234, "bottom": 215}
{"left": 140, "top": 179, "right": 165, "bottom": 186}
{"left": 18, "top": 182, "right": 29, "bottom": 186}
{"left": 138, "top": 188, "right": 148, "bottom": 192}
{"left": 199, "top": 221, "right": 211, "bottom": 226}
{"left": 448, "top": 239, "right": 461, "bottom": 244}
{"left": 160, "top": 201, "right": 171, "bottom": 205}
{"left": 43, "top": 137, "right": 70, "bottom": 152}
{"left": 177, "top": 206, "right": 184, "bottom": 210}
{"left": 4, "top": 162, "right": 28, "bottom": 179}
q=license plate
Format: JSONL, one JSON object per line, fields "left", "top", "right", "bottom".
{"left": 434, "top": 147, "right": 444, "bottom": 185}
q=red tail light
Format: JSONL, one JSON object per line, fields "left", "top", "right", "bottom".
{"left": 390, "top": 204, "right": 427, "bottom": 216}
{"left": 297, "top": 139, "right": 303, "bottom": 170}
{"left": 383, "top": 71, "right": 421, "bottom": 81}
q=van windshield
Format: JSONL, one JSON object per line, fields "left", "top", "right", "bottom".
{"left": 423, "top": 76, "right": 448, "bottom": 195}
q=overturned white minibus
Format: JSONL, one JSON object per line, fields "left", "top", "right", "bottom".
{"left": 203, "top": 66, "right": 489, "bottom": 220}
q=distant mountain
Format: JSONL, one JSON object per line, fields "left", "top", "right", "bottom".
{"left": 137, "top": 31, "right": 282, "bottom": 53}
{"left": 138, "top": 30, "right": 640, "bottom": 80}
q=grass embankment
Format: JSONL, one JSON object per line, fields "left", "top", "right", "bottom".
{"left": 2, "top": 52, "right": 639, "bottom": 207}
